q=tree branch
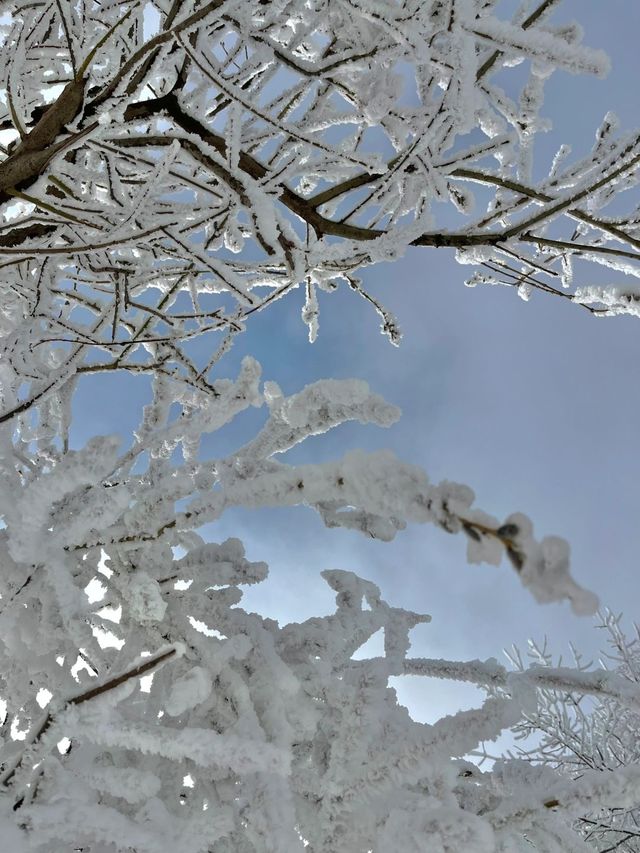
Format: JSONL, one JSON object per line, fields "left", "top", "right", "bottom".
{"left": 0, "top": 647, "right": 177, "bottom": 790}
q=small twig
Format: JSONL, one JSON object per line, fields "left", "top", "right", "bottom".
{"left": 1, "top": 647, "right": 177, "bottom": 791}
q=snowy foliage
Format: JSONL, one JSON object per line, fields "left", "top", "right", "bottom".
{"left": 0, "top": 1, "right": 636, "bottom": 850}
{"left": 0, "top": 358, "right": 615, "bottom": 851}
{"left": 495, "top": 614, "right": 640, "bottom": 851}
{"left": 0, "top": 0, "right": 638, "bottom": 423}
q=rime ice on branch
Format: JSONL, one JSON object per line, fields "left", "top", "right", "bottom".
{"left": 491, "top": 614, "right": 640, "bottom": 851}
{"left": 0, "top": 0, "right": 638, "bottom": 422}
{"left": 0, "top": 2, "right": 632, "bottom": 849}
{"left": 0, "top": 363, "right": 622, "bottom": 851}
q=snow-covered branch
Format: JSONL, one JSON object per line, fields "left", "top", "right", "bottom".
{"left": 0, "top": 0, "right": 636, "bottom": 420}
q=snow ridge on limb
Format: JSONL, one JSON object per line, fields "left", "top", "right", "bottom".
{"left": 0, "top": 365, "right": 588, "bottom": 612}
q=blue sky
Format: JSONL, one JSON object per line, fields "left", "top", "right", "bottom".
{"left": 71, "top": 1, "right": 640, "bottom": 724}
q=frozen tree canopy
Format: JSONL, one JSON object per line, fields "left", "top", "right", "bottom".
{"left": 495, "top": 613, "right": 640, "bottom": 851}
{"left": 0, "top": 0, "right": 638, "bottom": 850}
{"left": 0, "top": 0, "right": 639, "bottom": 419}
{"left": 0, "top": 362, "right": 619, "bottom": 851}
{"left": 0, "top": 365, "right": 633, "bottom": 851}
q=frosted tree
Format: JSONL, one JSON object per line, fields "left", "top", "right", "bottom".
{"left": 0, "top": 0, "right": 639, "bottom": 427}
{"left": 0, "top": 1, "right": 638, "bottom": 850}
{"left": 0, "top": 362, "right": 634, "bottom": 852}
{"left": 491, "top": 614, "right": 640, "bottom": 851}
